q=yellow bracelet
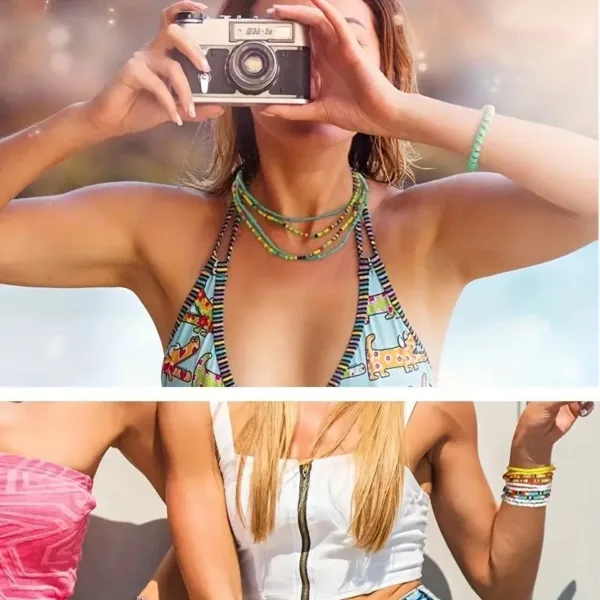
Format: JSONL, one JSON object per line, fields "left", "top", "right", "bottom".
{"left": 506, "top": 464, "right": 556, "bottom": 476}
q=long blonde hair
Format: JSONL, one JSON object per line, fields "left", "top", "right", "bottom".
{"left": 234, "top": 402, "right": 406, "bottom": 553}
{"left": 196, "top": 0, "right": 419, "bottom": 195}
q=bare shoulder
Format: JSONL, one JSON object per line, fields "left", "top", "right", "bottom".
{"left": 424, "top": 402, "right": 478, "bottom": 443}
{"left": 117, "top": 181, "right": 227, "bottom": 243}
{"left": 412, "top": 402, "right": 477, "bottom": 443}
{"left": 111, "top": 402, "right": 159, "bottom": 453}
{"left": 111, "top": 402, "right": 166, "bottom": 496}
{"left": 120, "top": 401, "right": 159, "bottom": 434}
{"left": 158, "top": 402, "right": 214, "bottom": 441}
{"left": 377, "top": 172, "right": 509, "bottom": 220}
{"left": 371, "top": 178, "right": 447, "bottom": 258}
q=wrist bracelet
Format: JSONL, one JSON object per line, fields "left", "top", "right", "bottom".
{"left": 467, "top": 104, "right": 496, "bottom": 172}
{"left": 501, "top": 464, "right": 555, "bottom": 508}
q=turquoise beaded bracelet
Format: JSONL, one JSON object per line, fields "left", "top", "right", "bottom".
{"left": 467, "top": 104, "right": 496, "bottom": 172}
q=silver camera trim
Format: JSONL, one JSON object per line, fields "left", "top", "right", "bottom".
{"left": 178, "top": 16, "right": 311, "bottom": 105}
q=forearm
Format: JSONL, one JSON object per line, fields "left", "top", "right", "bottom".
{"left": 395, "top": 93, "right": 598, "bottom": 217}
{"left": 137, "top": 548, "right": 188, "bottom": 600}
{"left": 0, "top": 103, "right": 110, "bottom": 206}
{"left": 484, "top": 446, "right": 552, "bottom": 600}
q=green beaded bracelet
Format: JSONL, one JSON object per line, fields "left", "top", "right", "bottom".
{"left": 467, "top": 104, "right": 496, "bottom": 172}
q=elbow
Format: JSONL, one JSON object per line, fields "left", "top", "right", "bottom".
{"left": 470, "top": 564, "right": 536, "bottom": 600}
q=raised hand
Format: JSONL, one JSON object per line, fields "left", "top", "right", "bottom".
{"left": 259, "top": 0, "right": 405, "bottom": 136}
{"left": 83, "top": 1, "right": 223, "bottom": 137}
{"left": 510, "top": 402, "right": 595, "bottom": 467}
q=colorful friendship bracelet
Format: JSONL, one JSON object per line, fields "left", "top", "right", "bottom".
{"left": 467, "top": 104, "right": 496, "bottom": 172}
{"left": 501, "top": 464, "right": 555, "bottom": 508}
{"left": 505, "top": 464, "right": 555, "bottom": 476}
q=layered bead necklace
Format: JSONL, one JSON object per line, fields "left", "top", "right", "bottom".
{"left": 231, "top": 169, "right": 369, "bottom": 261}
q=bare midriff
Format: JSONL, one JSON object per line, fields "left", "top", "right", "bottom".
{"left": 347, "top": 581, "right": 422, "bottom": 600}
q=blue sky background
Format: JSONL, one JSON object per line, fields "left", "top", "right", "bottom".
{"left": 0, "top": 241, "right": 596, "bottom": 386}
{"left": 439, "top": 243, "right": 598, "bottom": 387}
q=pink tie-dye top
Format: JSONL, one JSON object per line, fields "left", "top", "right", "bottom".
{"left": 0, "top": 452, "right": 96, "bottom": 600}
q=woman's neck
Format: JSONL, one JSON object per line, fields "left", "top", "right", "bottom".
{"left": 250, "top": 138, "right": 355, "bottom": 218}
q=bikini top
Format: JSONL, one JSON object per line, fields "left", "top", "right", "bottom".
{"left": 162, "top": 202, "right": 434, "bottom": 387}
{"left": 0, "top": 452, "right": 96, "bottom": 600}
{"left": 210, "top": 400, "right": 430, "bottom": 600}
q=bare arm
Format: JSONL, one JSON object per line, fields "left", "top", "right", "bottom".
{"left": 0, "top": 104, "right": 143, "bottom": 288}
{"left": 0, "top": 1, "right": 221, "bottom": 290}
{"left": 430, "top": 403, "right": 547, "bottom": 600}
{"left": 116, "top": 402, "right": 188, "bottom": 600}
{"left": 398, "top": 96, "right": 598, "bottom": 281}
{"left": 159, "top": 402, "right": 243, "bottom": 600}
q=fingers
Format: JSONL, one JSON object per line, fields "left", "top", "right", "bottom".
{"left": 257, "top": 102, "right": 325, "bottom": 122}
{"left": 160, "top": 1, "right": 206, "bottom": 29}
{"left": 142, "top": 54, "right": 224, "bottom": 126}
{"left": 154, "top": 23, "right": 211, "bottom": 73}
{"left": 577, "top": 401, "right": 595, "bottom": 418}
{"left": 146, "top": 54, "right": 195, "bottom": 119}
{"left": 311, "top": 0, "right": 361, "bottom": 51}
{"left": 267, "top": 4, "right": 337, "bottom": 43}
{"left": 131, "top": 56, "right": 183, "bottom": 125}
{"left": 538, "top": 401, "right": 595, "bottom": 419}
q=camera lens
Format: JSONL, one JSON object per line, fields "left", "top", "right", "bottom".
{"left": 243, "top": 53, "right": 265, "bottom": 75}
{"left": 227, "top": 42, "right": 278, "bottom": 95}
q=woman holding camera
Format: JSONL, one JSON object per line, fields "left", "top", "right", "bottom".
{"left": 0, "top": 0, "right": 596, "bottom": 387}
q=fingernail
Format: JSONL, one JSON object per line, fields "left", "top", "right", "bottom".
{"left": 266, "top": 8, "right": 276, "bottom": 14}
{"left": 174, "top": 114, "right": 183, "bottom": 126}
{"left": 581, "top": 408, "right": 589, "bottom": 417}
{"left": 188, "top": 102, "right": 196, "bottom": 118}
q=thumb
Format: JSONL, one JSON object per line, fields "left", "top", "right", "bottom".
{"left": 189, "top": 104, "right": 225, "bottom": 122}
{"left": 258, "top": 102, "right": 324, "bottom": 122}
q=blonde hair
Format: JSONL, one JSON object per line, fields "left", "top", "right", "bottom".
{"left": 234, "top": 402, "right": 406, "bottom": 553}
{"left": 195, "top": 0, "right": 420, "bottom": 196}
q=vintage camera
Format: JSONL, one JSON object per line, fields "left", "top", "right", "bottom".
{"left": 172, "top": 12, "right": 311, "bottom": 104}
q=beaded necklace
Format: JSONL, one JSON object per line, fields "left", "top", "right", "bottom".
{"left": 231, "top": 170, "right": 369, "bottom": 262}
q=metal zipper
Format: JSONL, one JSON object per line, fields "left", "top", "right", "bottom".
{"left": 298, "top": 462, "right": 313, "bottom": 600}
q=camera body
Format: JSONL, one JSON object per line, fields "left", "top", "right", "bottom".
{"left": 173, "top": 12, "right": 311, "bottom": 105}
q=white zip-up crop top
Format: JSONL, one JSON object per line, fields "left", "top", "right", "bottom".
{"left": 210, "top": 401, "right": 430, "bottom": 600}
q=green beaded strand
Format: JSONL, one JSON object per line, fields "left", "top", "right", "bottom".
{"left": 236, "top": 171, "right": 355, "bottom": 224}
{"left": 236, "top": 171, "right": 362, "bottom": 239}
{"left": 467, "top": 104, "right": 496, "bottom": 172}
{"left": 231, "top": 172, "right": 369, "bottom": 261}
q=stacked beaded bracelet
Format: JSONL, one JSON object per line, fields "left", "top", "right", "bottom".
{"left": 501, "top": 465, "right": 555, "bottom": 508}
{"left": 467, "top": 104, "right": 496, "bottom": 172}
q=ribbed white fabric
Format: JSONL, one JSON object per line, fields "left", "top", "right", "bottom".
{"left": 211, "top": 402, "right": 430, "bottom": 600}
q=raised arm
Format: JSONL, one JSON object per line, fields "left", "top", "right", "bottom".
{"left": 0, "top": 1, "right": 221, "bottom": 290}
{"left": 263, "top": 0, "right": 598, "bottom": 281}
{"left": 159, "top": 402, "right": 243, "bottom": 600}
{"left": 404, "top": 97, "right": 598, "bottom": 280}
{"left": 429, "top": 402, "right": 592, "bottom": 600}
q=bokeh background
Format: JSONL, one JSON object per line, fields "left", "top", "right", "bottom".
{"left": 0, "top": 0, "right": 597, "bottom": 386}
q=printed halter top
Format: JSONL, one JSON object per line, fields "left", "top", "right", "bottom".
{"left": 162, "top": 202, "right": 434, "bottom": 387}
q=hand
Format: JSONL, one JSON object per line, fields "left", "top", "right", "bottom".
{"left": 510, "top": 402, "right": 595, "bottom": 467}
{"left": 259, "top": 0, "right": 404, "bottom": 136}
{"left": 82, "top": 1, "right": 223, "bottom": 137}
